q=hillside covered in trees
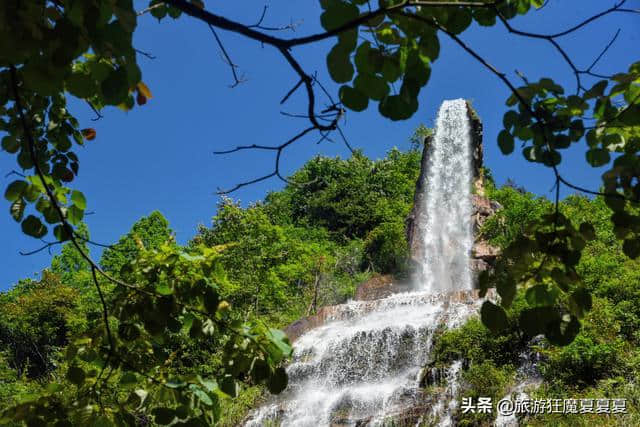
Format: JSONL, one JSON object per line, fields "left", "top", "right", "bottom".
{"left": 1, "top": 144, "right": 639, "bottom": 425}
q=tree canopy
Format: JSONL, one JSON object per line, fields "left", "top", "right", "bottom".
{"left": 1, "top": 0, "right": 639, "bottom": 424}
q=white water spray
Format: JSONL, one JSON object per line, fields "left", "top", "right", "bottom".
{"left": 245, "top": 99, "right": 477, "bottom": 426}
{"left": 419, "top": 99, "right": 474, "bottom": 294}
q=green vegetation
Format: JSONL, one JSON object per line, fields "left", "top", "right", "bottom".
{"left": 3, "top": 144, "right": 640, "bottom": 425}
{"left": 2, "top": 141, "right": 640, "bottom": 424}
{"left": 430, "top": 182, "right": 640, "bottom": 425}
{"left": 1, "top": 0, "right": 638, "bottom": 423}
{"left": 0, "top": 148, "right": 422, "bottom": 425}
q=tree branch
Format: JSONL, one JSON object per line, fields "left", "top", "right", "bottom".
{"left": 208, "top": 24, "right": 245, "bottom": 88}
{"left": 216, "top": 126, "right": 316, "bottom": 194}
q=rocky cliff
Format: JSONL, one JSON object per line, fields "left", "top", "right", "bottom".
{"left": 406, "top": 100, "right": 501, "bottom": 279}
{"left": 285, "top": 102, "right": 501, "bottom": 342}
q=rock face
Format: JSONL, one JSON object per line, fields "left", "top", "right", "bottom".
{"left": 284, "top": 101, "right": 501, "bottom": 342}
{"left": 353, "top": 274, "right": 412, "bottom": 301}
{"left": 406, "top": 101, "right": 501, "bottom": 280}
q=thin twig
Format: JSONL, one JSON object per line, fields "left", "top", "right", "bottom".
{"left": 280, "top": 78, "right": 304, "bottom": 105}
{"left": 208, "top": 24, "right": 245, "bottom": 88}
{"left": 216, "top": 127, "right": 315, "bottom": 193}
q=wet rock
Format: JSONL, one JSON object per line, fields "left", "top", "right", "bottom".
{"left": 467, "top": 100, "right": 485, "bottom": 197}
{"left": 284, "top": 304, "right": 344, "bottom": 342}
{"left": 473, "top": 240, "right": 501, "bottom": 261}
{"left": 354, "top": 274, "right": 412, "bottom": 301}
{"left": 284, "top": 289, "right": 486, "bottom": 343}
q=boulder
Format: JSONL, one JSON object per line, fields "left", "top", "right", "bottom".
{"left": 354, "top": 274, "right": 412, "bottom": 301}
{"left": 284, "top": 304, "right": 345, "bottom": 343}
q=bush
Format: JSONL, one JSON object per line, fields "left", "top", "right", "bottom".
{"left": 538, "top": 298, "right": 630, "bottom": 387}
{"left": 457, "top": 361, "right": 515, "bottom": 427}
{"left": 364, "top": 220, "right": 409, "bottom": 275}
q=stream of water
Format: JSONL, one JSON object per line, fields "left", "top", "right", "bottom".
{"left": 246, "top": 99, "right": 476, "bottom": 426}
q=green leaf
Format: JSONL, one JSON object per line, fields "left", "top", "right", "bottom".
{"left": 251, "top": 358, "right": 270, "bottom": 382}
{"left": 496, "top": 276, "right": 516, "bottom": 308}
{"left": 2, "top": 135, "right": 19, "bottom": 153}
{"left": 327, "top": 44, "right": 355, "bottom": 83}
{"left": 480, "top": 301, "right": 508, "bottom": 333}
{"left": 519, "top": 306, "right": 560, "bottom": 337}
{"left": 156, "top": 283, "right": 174, "bottom": 295}
{"left": 320, "top": 2, "right": 359, "bottom": 31}
{"left": 268, "top": 328, "right": 293, "bottom": 358}
{"left": 339, "top": 85, "right": 369, "bottom": 111}
{"left": 54, "top": 224, "right": 72, "bottom": 242}
{"left": 546, "top": 315, "right": 581, "bottom": 346}
{"left": 192, "top": 387, "right": 213, "bottom": 406}
{"left": 152, "top": 408, "right": 176, "bottom": 425}
{"left": 120, "top": 372, "right": 137, "bottom": 385}
{"left": 498, "top": 130, "right": 514, "bottom": 154}
{"left": 150, "top": 1, "right": 167, "bottom": 20}
{"left": 418, "top": 33, "right": 439, "bottom": 61}
{"left": 584, "top": 80, "right": 608, "bottom": 99}
{"left": 525, "top": 284, "right": 558, "bottom": 307}
{"left": 339, "top": 28, "right": 358, "bottom": 51}
{"left": 266, "top": 367, "right": 288, "bottom": 394}
{"left": 21, "top": 215, "right": 48, "bottom": 238}
{"left": 378, "top": 94, "right": 417, "bottom": 121}
{"left": 381, "top": 54, "right": 401, "bottom": 82}
{"left": 66, "top": 72, "right": 97, "bottom": 99}
{"left": 473, "top": 8, "right": 497, "bottom": 26}
{"left": 71, "top": 190, "right": 87, "bottom": 210}
{"left": 66, "top": 366, "right": 86, "bottom": 385}
{"left": 101, "top": 67, "right": 130, "bottom": 105}
{"left": 586, "top": 148, "right": 610, "bottom": 167}
{"left": 197, "top": 376, "right": 217, "bottom": 392}
{"left": 541, "top": 149, "right": 561, "bottom": 167}
{"left": 354, "top": 42, "right": 375, "bottom": 75}
{"left": 203, "top": 287, "right": 220, "bottom": 313}
{"left": 167, "top": 6, "right": 182, "bottom": 19}
{"left": 585, "top": 129, "right": 599, "bottom": 148}
{"left": 42, "top": 204, "right": 62, "bottom": 224}
{"left": 67, "top": 205, "right": 84, "bottom": 225}
{"left": 118, "top": 322, "right": 140, "bottom": 342}
{"left": 4, "top": 180, "right": 28, "bottom": 202}
{"left": 445, "top": 8, "right": 472, "bottom": 34}
{"left": 220, "top": 376, "right": 237, "bottom": 397}
{"left": 354, "top": 73, "right": 389, "bottom": 101}
{"left": 623, "top": 238, "right": 640, "bottom": 259}
{"left": 579, "top": 222, "right": 596, "bottom": 240}
{"left": 376, "top": 23, "right": 402, "bottom": 44}
{"left": 539, "top": 78, "right": 564, "bottom": 95}
{"left": 569, "top": 287, "right": 592, "bottom": 318}
{"left": 10, "top": 199, "right": 26, "bottom": 222}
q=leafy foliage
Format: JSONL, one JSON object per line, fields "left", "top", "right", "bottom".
{"left": 433, "top": 181, "right": 640, "bottom": 424}
{"left": 321, "top": 0, "right": 543, "bottom": 120}
{"left": 100, "top": 211, "right": 175, "bottom": 274}
{"left": 264, "top": 149, "right": 421, "bottom": 241}
{"left": 0, "top": 271, "right": 84, "bottom": 379}
{"left": 1, "top": 244, "right": 292, "bottom": 426}
{"left": 0, "top": 148, "right": 419, "bottom": 424}
{"left": 1, "top": 0, "right": 639, "bottom": 423}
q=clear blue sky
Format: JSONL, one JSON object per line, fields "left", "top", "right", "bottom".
{"left": 1, "top": 1, "right": 638, "bottom": 290}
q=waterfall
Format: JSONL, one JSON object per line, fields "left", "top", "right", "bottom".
{"left": 419, "top": 99, "right": 474, "bottom": 294}
{"left": 245, "top": 99, "right": 478, "bottom": 426}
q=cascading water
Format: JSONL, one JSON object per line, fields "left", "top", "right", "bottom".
{"left": 246, "top": 99, "right": 478, "bottom": 426}
{"left": 419, "top": 99, "right": 474, "bottom": 294}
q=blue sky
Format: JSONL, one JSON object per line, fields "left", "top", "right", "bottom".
{"left": 1, "top": 1, "right": 638, "bottom": 290}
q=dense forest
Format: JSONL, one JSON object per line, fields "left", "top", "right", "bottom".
{"left": 1, "top": 140, "right": 638, "bottom": 425}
